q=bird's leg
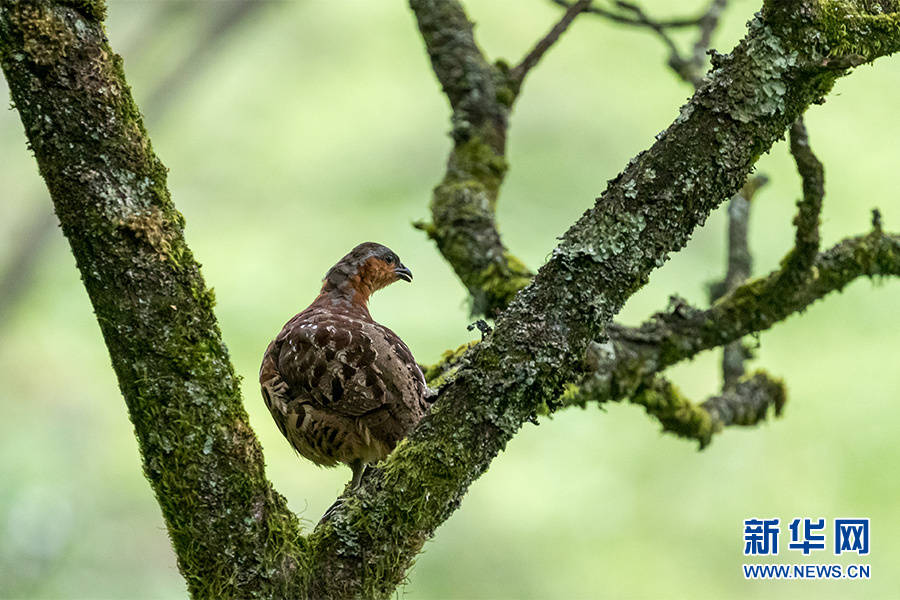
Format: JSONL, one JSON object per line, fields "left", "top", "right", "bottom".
{"left": 320, "top": 461, "right": 367, "bottom": 524}
{"left": 349, "top": 459, "right": 366, "bottom": 489}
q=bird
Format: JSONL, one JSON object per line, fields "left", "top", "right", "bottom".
{"left": 259, "top": 242, "right": 429, "bottom": 489}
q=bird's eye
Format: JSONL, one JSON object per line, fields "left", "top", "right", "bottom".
{"left": 385, "top": 255, "right": 395, "bottom": 265}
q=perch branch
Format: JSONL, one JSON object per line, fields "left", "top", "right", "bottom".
{"left": 4, "top": 1, "right": 899, "bottom": 598}
{"left": 308, "top": 3, "right": 900, "bottom": 596}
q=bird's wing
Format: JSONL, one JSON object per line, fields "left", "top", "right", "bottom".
{"left": 272, "top": 309, "right": 424, "bottom": 424}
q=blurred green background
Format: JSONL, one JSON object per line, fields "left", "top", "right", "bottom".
{"left": 1, "top": 1, "right": 898, "bottom": 598}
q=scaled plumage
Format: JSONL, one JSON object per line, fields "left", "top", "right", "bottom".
{"left": 260, "top": 242, "right": 428, "bottom": 487}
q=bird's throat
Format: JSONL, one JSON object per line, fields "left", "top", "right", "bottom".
{"left": 317, "top": 278, "right": 373, "bottom": 312}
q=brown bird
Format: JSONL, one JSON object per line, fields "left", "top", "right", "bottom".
{"left": 259, "top": 242, "right": 429, "bottom": 488}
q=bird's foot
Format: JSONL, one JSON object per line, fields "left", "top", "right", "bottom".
{"left": 320, "top": 496, "right": 346, "bottom": 524}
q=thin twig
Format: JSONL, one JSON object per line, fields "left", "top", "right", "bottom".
{"left": 785, "top": 117, "right": 825, "bottom": 272}
{"left": 509, "top": 0, "right": 591, "bottom": 92}
{"left": 550, "top": 0, "right": 704, "bottom": 28}
{"left": 714, "top": 175, "right": 768, "bottom": 388}
{"left": 555, "top": 0, "right": 729, "bottom": 86}
{"left": 682, "top": 0, "right": 728, "bottom": 85}
{"left": 613, "top": 1, "right": 683, "bottom": 64}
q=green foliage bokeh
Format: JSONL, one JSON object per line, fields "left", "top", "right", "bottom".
{"left": 1, "top": 1, "right": 898, "bottom": 598}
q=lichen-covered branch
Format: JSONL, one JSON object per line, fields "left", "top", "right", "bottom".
{"left": 582, "top": 229, "right": 900, "bottom": 409}
{"left": 306, "top": 3, "right": 900, "bottom": 597}
{"left": 0, "top": 3, "right": 307, "bottom": 596}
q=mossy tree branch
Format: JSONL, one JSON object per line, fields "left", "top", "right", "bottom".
{"left": 508, "top": 0, "right": 592, "bottom": 94}
{"left": 577, "top": 229, "right": 900, "bottom": 418}
{"left": 411, "top": 0, "right": 589, "bottom": 316}
{"left": 785, "top": 117, "right": 825, "bottom": 272}
{"left": 308, "top": 2, "right": 900, "bottom": 597}
{"left": 0, "top": 3, "right": 307, "bottom": 597}
{"left": 624, "top": 371, "right": 786, "bottom": 449}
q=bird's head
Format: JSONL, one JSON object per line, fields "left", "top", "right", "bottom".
{"left": 320, "top": 242, "right": 412, "bottom": 304}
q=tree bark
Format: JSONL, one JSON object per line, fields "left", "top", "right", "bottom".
{"left": 0, "top": 3, "right": 307, "bottom": 596}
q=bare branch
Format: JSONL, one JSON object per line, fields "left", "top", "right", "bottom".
{"left": 553, "top": 0, "right": 729, "bottom": 86}
{"left": 550, "top": 0, "right": 705, "bottom": 29}
{"left": 683, "top": 0, "right": 728, "bottom": 84}
{"left": 723, "top": 176, "right": 768, "bottom": 294}
{"left": 710, "top": 175, "right": 768, "bottom": 387}
{"left": 613, "top": 1, "right": 683, "bottom": 67}
{"left": 509, "top": 0, "right": 591, "bottom": 93}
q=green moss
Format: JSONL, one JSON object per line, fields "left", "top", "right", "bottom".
{"left": 1, "top": 3, "right": 311, "bottom": 597}
{"left": 1, "top": 3, "right": 75, "bottom": 67}
{"left": 473, "top": 251, "right": 532, "bottom": 305}
{"left": 426, "top": 131, "right": 534, "bottom": 316}
{"left": 495, "top": 84, "right": 515, "bottom": 107}
{"left": 422, "top": 341, "right": 477, "bottom": 387}
{"left": 552, "top": 382, "right": 584, "bottom": 412}
{"left": 446, "top": 134, "right": 508, "bottom": 197}
{"left": 819, "top": 2, "right": 900, "bottom": 58}
{"left": 61, "top": 0, "right": 107, "bottom": 21}
{"left": 631, "top": 379, "right": 717, "bottom": 448}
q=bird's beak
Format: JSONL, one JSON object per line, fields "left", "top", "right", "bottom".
{"left": 394, "top": 264, "right": 413, "bottom": 282}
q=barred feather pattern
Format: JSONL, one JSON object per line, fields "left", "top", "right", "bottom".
{"left": 260, "top": 293, "right": 428, "bottom": 469}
